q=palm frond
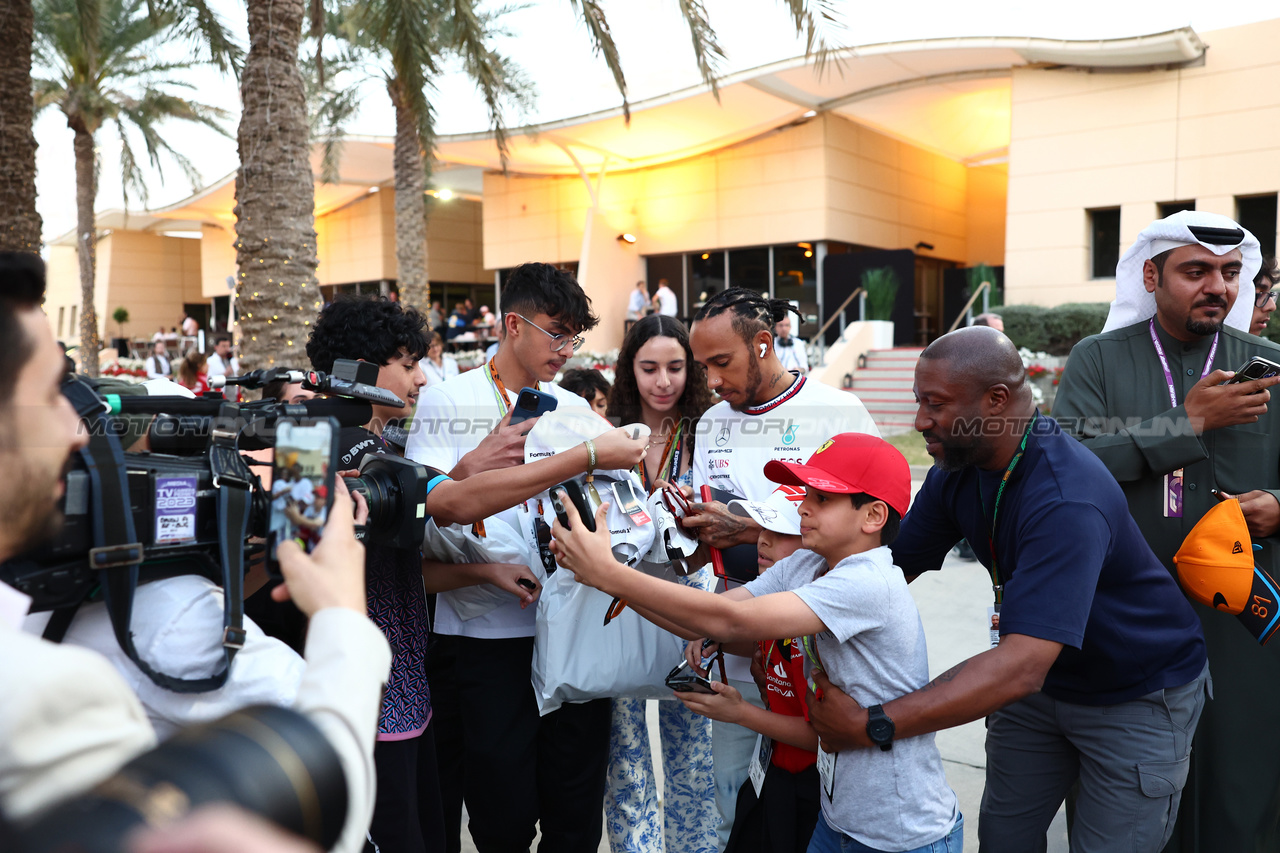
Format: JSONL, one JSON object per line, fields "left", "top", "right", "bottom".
{"left": 445, "top": 0, "right": 513, "bottom": 166}
{"left": 566, "top": 0, "right": 628, "bottom": 123}
{"left": 675, "top": 0, "right": 725, "bottom": 100}
{"left": 778, "top": 0, "right": 844, "bottom": 76}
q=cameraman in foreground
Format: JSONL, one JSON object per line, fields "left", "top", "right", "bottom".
{"left": 1, "top": 253, "right": 391, "bottom": 853}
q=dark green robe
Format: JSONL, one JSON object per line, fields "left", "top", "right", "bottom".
{"left": 1054, "top": 317, "right": 1280, "bottom": 852}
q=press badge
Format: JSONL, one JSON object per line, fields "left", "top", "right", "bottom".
{"left": 748, "top": 733, "right": 772, "bottom": 797}
{"left": 815, "top": 740, "right": 837, "bottom": 801}
{"left": 1164, "top": 468, "right": 1184, "bottom": 518}
{"left": 986, "top": 606, "right": 1001, "bottom": 649}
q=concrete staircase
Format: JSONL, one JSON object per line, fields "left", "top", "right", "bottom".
{"left": 846, "top": 347, "right": 923, "bottom": 435}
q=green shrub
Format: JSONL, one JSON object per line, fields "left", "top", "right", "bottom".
{"left": 965, "top": 263, "right": 1002, "bottom": 308}
{"left": 1000, "top": 302, "right": 1109, "bottom": 356}
{"left": 862, "top": 266, "right": 899, "bottom": 321}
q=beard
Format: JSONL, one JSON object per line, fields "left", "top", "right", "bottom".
{"left": 0, "top": 463, "right": 64, "bottom": 556}
{"left": 728, "top": 356, "right": 765, "bottom": 412}
{"left": 925, "top": 432, "right": 987, "bottom": 472}
{"left": 1186, "top": 316, "right": 1225, "bottom": 337}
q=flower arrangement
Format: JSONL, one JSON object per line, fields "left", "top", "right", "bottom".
{"left": 101, "top": 357, "right": 148, "bottom": 383}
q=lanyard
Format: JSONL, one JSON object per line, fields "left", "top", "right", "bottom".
{"left": 977, "top": 413, "right": 1038, "bottom": 608}
{"left": 1148, "top": 317, "right": 1218, "bottom": 408}
{"left": 483, "top": 360, "right": 513, "bottom": 414}
{"left": 638, "top": 422, "right": 682, "bottom": 492}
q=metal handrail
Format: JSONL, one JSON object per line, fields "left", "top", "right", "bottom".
{"left": 946, "top": 280, "right": 991, "bottom": 334}
{"left": 815, "top": 287, "right": 865, "bottom": 341}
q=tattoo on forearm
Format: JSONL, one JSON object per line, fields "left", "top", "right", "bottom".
{"left": 711, "top": 514, "right": 748, "bottom": 539}
{"left": 920, "top": 661, "right": 967, "bottom": 692}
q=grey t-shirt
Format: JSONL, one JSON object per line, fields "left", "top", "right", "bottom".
{"left": 744, "top": 546, "right": 958, "bottom": 850}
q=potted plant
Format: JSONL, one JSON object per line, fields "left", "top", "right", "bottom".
{"left": 111, "top": 307, "right": 130, "bottom": 354}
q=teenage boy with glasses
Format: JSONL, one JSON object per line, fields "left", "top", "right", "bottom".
{"left": 1250, "top": 256, "right": 1279, "bottom": 336}
{"left": 405, "top": 263, "right": 612, "bottom": 853}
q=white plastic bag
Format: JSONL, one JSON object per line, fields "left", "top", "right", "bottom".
{"left": 531, "top": 566, "right": 686, "bottom": 715}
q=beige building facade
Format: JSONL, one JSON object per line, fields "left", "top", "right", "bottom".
{"left": 47, "top": 20, "right": 1280, "bottom": 355}
{"left": 1005, "top": 18, "right": 1280, "bottom": 306}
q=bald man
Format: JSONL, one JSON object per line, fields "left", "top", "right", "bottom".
{"left": 804, "top": 328, "right": 1208, "bottom": 853}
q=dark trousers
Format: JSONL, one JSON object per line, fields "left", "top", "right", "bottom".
{"left": 426, "top": 631, "right": 465, "bottom": 853}
{"left": 452, "top": 635, "right": 612, "bottom": 853}
{"left": 724, "top": 763, "right": 819, "bottom": 853}
{"left": 370, "top": 728, "right": 447, "bottom": 853}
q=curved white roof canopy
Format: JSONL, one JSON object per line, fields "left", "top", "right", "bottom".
{"left": 431, "top": 28, "right": 1205, "bottom": 172}
{"left": 56, "top": 27, "right": 1205, "bottom": 243}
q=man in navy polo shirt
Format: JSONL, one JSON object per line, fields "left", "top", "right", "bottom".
{"left": 803, "top": 327, "right": 1208, "bottom": 853}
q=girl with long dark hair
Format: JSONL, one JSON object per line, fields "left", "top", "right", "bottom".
{"left": 604, "top": 314, "right": 718, "bottom": 853}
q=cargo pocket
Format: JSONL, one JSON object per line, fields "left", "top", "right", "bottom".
{"left": 1138, "top": 757, "right": 1190, "bottom": 798}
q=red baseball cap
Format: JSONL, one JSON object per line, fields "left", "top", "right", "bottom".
{"left": 763, "top": 433, "right": 910, "bottom": 517}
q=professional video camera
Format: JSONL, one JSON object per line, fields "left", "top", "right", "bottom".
{"left": 0, "top": 359, "right": 431, "bottom": 692}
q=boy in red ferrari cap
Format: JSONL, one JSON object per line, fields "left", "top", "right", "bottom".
{"left": 551, "top": 433, "right": 962, "bottom": 853}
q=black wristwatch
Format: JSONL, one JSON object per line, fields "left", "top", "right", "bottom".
{"left": 866, "top": 704, "right": 895, "bottom": 752}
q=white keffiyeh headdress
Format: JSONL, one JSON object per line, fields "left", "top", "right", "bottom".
{"left": 1102, "top": 210, "right": 1262, "bottom": 333}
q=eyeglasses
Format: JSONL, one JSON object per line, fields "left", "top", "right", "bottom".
{"left": 513, "top": 313, "right": 585, "bottom": 353}
{"left": 1256, "top": 289, "right": 1279, "bottom": 308}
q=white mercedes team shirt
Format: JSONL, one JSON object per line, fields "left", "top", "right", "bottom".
{"left": 693, "top": 374, "right": 877, "bottom": 679}
{"left": 405, "top": 364, "right": 587, "bottom": 639}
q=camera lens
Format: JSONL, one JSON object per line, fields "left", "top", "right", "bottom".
{"left": 18, "top": 705, "right": 348, "bottom": 853}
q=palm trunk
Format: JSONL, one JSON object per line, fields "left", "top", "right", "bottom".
{"left": 72, "top": 120, "right": 101, "bottom": 376}
{"left": 0, "top": 0, "right": 43, "bottom": 253}
{"left": 389, "top": 76, "right": 429, "bottom": 311}
{"left": 233, "top": 0, "right": 318, "bottom": 373}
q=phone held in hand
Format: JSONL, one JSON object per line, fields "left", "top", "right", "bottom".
{"left": 1227, "top": 356, "right": 1280, "bottom": 384}
{"left": 552, "top": 480, "right": 596, "bottom": 532}
{"left": 267, "top": 418, "right": 340, "bottom": 579}
{"left": 665, "top": 658, "right": 717, "bottom": 694}
{"left": 510, "top": 387, "right": 558, "bottom": 424}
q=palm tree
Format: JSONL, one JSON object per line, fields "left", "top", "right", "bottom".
{"left": 34, "top": 0, "right": 229, "bottom": 375}
{"left": 233, "top": 0, "right": 318, "bottom": 374}
{"left": 237, "top": 0, "right": 841, "bottom": 370}
{"left": 0, "top": 0, "right": 43, "bottom": 253}
{"left": 310, "top": 0, "right": 531, "bottom": 311}
{"left": 0, "top": 0, "right": 237, "bottom": 257}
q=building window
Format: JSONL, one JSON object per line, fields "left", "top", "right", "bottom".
{"left": 1236, "top": 194, "right": 1278, "bottom": 259}
{"left": 57, "top": 306, "right": 65, "bottom": 338}
{"left": 690, "top": 252, "right": 725, "bottom": 308}
{"left": 1089, "top": 208, "right": 1121, "bottom": 279}
{"left": 69, "top": 304, "right": 78, "bottom": 336}
{"left": 1159, "top": 200, "right": 1195, "bottom": 219}
{"left": 728, "top": 248, "right": 769, "bottom": 294}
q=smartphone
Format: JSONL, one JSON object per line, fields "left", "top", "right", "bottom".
{"left": 510, "top": 387, "right": 558, "bottom": 425}
{"left": 552, "top": 480, "right": 596, "bottom": 532}
{"left": 1228, "top": 356, "right": 1280, "bottom": 384}
{"left": 268, "top": 418, "right": 339, "bottom": 579}
{"left": 665, "top": 658, "right": 717, "bottom": 694}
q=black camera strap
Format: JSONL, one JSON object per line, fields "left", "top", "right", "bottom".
{"left": 209, "top": 406, "right": 250, "bottom": 667}
{"left": 61, "top": 378, "right": 244, "bottom": 693}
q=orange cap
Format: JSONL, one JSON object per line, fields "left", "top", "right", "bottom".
{"left": 1173, "top": 499, "right": 1255, "bottom": 615}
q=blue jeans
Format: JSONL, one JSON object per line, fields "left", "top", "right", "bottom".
{"left": 806, "top": 812, "right": 963, "bottom": 853}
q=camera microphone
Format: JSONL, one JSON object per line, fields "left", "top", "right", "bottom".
{"left": 211, "top": 365, "right": 405, "bottom": 409}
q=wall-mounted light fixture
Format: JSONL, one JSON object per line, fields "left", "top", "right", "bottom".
{"left": 915, "top": 241, "right": 935, "bottom": 252}
{"left": 617, "top": 233, "right": 637, "bottom": 244}
{"left": 428, "top": 188, "right": 454, "bottom": 200}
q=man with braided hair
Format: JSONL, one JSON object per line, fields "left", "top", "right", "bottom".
{"left": 681, "top": 287, "right": 877, "bottom": 847}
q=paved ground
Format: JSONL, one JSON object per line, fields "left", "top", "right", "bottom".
{"left": 459, "top": 476, "right": 1070, "bottom": 852}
